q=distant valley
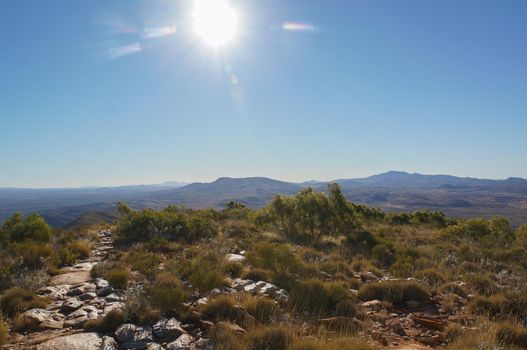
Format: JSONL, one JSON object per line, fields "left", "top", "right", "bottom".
{"left": 1, "top": 171, "right": 526, "bottom": 227}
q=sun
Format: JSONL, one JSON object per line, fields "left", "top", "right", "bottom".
{"left": 193, "top": 0, "right": 238, "bottom": 47}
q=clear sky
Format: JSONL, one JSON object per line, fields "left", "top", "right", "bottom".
{"left": 1, "top": 0, "right": 526, "bottom": 187}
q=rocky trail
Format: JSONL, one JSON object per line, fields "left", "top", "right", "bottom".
{"left": 3, "top": 230, "right": 463, "bottom": 350}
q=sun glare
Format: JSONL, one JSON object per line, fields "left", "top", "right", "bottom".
{"left": 193, "top": 0, "right": 238, "bottom": 47}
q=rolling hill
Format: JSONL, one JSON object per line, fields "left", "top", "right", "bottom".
{"left": 1, "top": 172, "right": 526, "bottom": 227}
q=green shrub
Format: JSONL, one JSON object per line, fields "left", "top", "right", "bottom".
{"left": 200, "top": 295, "right": 237, "bottom": 321}
{"left": 189, "top": 258, "right": 226, "bottom": 292}
{"left": 0, "top": 318, "right": 8, "bottom": 346}
{"left": 246, "top": 243, "right": 301, "bottom": 276}
{"left": 357, "top": 280, "right": 430, "bottom": 304}
{"left": 12, "top": 242, "right": 53, "bottom": 270}
{"left": 84, "top": 310, "right": 125, "bottom": 332}
{"left": 0, "top": 287, "right": 49, "bottom": 317}
{"left": 115, "top": 205, "right": 219, "bottom": 245}
{"left": 247, "top": 325, "right": 293, "bottom": 350}
{"left": 290, "top": 279, "right": 356, "bottom": 316}
{"left": 245, "top": 297, "right": 279, "bottom": 323}
{"left": 127, "top": 250, "right": 162, "bottom": 279}
{"left": 106, "top": 269, "right": 129, "bottom": 289}
{"left": 68, "top": 240, "right": 91, "bottom": 258}
{"left": 495, "top": 322, "right": 527, "bottom": 349}
{"left": 148, "top": 272, "right": 187, "bottom": 314}
{"left": 1, "top": 213, "right": 52, "bottom": 243}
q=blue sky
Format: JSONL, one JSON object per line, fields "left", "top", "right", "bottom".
{"left": 1, "top": 0, "right": 526, "bottom": 187}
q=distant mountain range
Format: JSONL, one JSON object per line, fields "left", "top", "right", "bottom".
{"left": 1, "top": 171, "right": 526, "bottom": 227}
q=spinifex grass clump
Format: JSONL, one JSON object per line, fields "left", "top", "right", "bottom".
{"left": 84, "top": 310, "right": 125, "bottom": 332}
{"left": 357, "top": 280, "right": 430, "bottom": 304}
{"left": 0, "top": 287, "right": 49, "bottom": 317}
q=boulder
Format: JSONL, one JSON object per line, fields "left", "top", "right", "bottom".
{"left": 116, "top": 324, "right": 154, "bottom": 349}
{"left": 97, "top": 286, "right": 114, "bottom": 297}
{"left": 17, "top": 309, "right": 63, "bottom": 330}
{"left": 361, "top": 299, "right": 382, "bottom": 311}
{"left": 226, "top": 253, "right": 245, "bottom": 263}
{"left": 153, "top": 318, "right": 186, "bottom": 341}
{"left": 147, "top": 343, "right": 165, "bottom": 350}
{"left": 105, "top": 293, "right": 121, "bottom": 302}
{"left": 166, "top": 334, "right": 194, "bottom": 350}
{"left": 37, "top": 332, "right": 103, "bottom": 350}
{"left": 61, "top": 299, "right": 84, "bottom": 313}
{"left": 115, "top": 324, "right": 138, "bottom": 343}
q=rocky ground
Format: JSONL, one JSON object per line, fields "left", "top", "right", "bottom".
{"left": 3, "top": 230, "right": 477, "bottom": 350}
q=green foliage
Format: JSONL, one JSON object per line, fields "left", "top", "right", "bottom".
{"left": 126, "top": 249, "right": 163, "bottom": 279}
{"left": 290, "top": 279, "right": 356, "bottom": 317}
{"left": 247, "top": 325, "right": 294, "bottom": 350}
{"left": 106, "top": 269, "right": 129, "bottom": 289}
{"left": 261, "top": 184, "right": 361, "bottom": 242}
{"left": 441, "top": 217, "right": 515, "bottom": 248}
{"left": 344, "top": 231, "right": 379, "bottom": 255}
{"left": 247, "top": 242, "right": 301, "bottom": 276}
{"left": 188, "top": 256, "right": 226, "bottom": 292}
{"left": 115, "top": 205, "right": 219, "bottom": 245}
{"left": 517, "top": 225, "right": 527, "bottom": 246}
{"left": 148, "top": 272, "right": 188, "bottom": 314}
{"left": 495, "top": 323, "right": 527, "bottom": 349}
{"left": 357, "top": 280, "right": 430, "bottom": 304}
{"left": 0, "top": 287, "right": 49, "bottom": 317}
{"left": 84, "top": 310, "right": 125, "bottom": 332}
{"left": 0, "top": 213, "right": 52, "bottom": 243}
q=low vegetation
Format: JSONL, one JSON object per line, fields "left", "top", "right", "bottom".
{"left": 1, "top": 183, "right": 527, "bottom": 349}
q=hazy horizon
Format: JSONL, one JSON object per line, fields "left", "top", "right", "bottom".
{"left": 1, "top": 169, "right": 526, "bottom": 190}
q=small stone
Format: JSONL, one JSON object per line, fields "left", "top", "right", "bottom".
{"left": 100, "top": 336, "right": 119, "bottom": 350}
{"left": 226, "top": 253, "right": 245, "bottom": 263}
{"left": 61, "top": 299, "right": 84, "bottom": 313}
{"left": 79, "top": 292, "right": 97, "bottom": 301}
{"left": 95, "top": 278, "right": 110, "bottom": 289}
{"left": 105, "top": 293, "right": 121, "bottom": 302}
{"left": 97, "top": 286, "right": 114, "bottom": 297}
{"left": 115, "top": 324, "right": 138, "bottom": 343}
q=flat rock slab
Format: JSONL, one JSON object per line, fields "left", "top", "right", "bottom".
{"left": 37, "top": 332, "right": 103, "bottom": 350}
{"left": 50, "top": 271, "right": 91, "bottom": 286}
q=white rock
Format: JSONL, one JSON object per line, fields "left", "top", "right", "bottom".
{"left": 167, "top": 334, "right": 194, "bottom": 350}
